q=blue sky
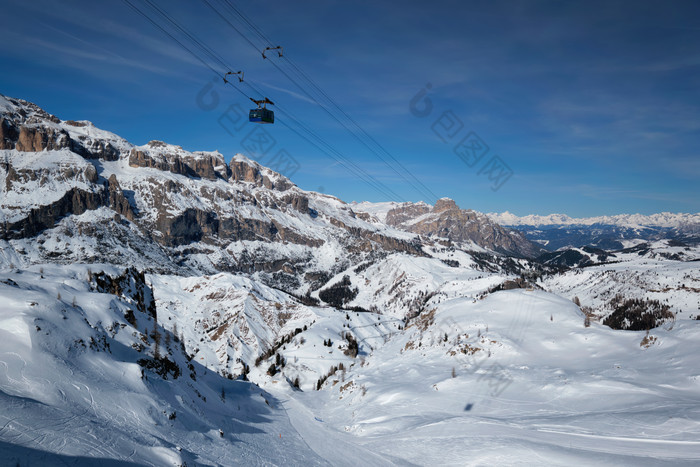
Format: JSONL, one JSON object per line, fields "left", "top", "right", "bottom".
{"left": 1, "top": 0, "right": 698, "bottom": 216}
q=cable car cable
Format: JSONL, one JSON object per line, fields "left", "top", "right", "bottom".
{"left": 123, "top": 0, "right": 252, "bottom": 105}
{"left": 123, "top": 0, "right": 225, "bottom": 80}
{"left": 124, "top": 0, "right": 403, "bottom": 201}
{"left": 141, "top": 0, "right": 232, "bottom": 73}
{"left": 237, "top": 80, "right": 405, "bottom": 201}
{"left": 282, "top": 56, "right": 442, "bottom": 203}
{"left": 206, "top": 0, "right": 440, "bottom": 203}
{"left": 213, "top": 0, "right": 440, "bottom": 202}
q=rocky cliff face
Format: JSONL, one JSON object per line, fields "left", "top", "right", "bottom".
{"left": 128, "top": 141, "right": 230, "bottom": 181}
{"left": 382, "top": 198, "right": 543, "bottom": 258}
{"left": 0, "top": 97, "right": 124, "bottom": 160}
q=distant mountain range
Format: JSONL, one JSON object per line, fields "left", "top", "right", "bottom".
{"left": 487, "top": 211, "right": 700, "bottom": 228}
{"left": 487, "top": 211, "right": 700, "bottom": 251}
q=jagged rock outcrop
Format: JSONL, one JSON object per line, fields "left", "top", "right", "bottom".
{"left": 128, "top": 142, "right": 230, "bottom": 181}
{"left": 68, "top": 123, "right": 121, "bottom": 161}
{"left": 106, "top": 174, "right": 136, "bottom": 222}
{"left": 433, "top": 198, "right": 458, "bottom": 212}
{"left": 92, "top": 267, "right": 157, "bottom": 319}
{"left": 281, "top": 192, "right": 309, "bottom": 214}
{"left": 385, "top": 202, "right": 430, "bottom": 226}
{"left": 0, "top": 96, "right": 126, "bottom": 160}
{"left": 229, "top": 157, "right": 293, "bottom": 191}
{"left": 384, "top": 198, "right": 543, "bottom": 258}
{"left": 156, "top": 208, "right": 219, "bottom": 246}
{"left": 0, "top": 117, "right": 20, "bottom": 149}
{"left": 15, "top": 125, "right": 71, "bottom": 152}
{"left": 5, "top": 155, "right": 98, "bottom": 186}
{"left": 190, "top": 154, "right": 227, "bottom": 180}
{"left": 129, "top": 147, "right": 190, "bottom": 177}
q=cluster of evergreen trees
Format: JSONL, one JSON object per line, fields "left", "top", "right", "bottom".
{"left": 319, "top": 275, "right": 358, "bottom": 308}
{"left": 342, "top": 332, "right": 358, "bottom": 358}
{"left": 267, "top": 352, "right": 287, "bottom": 376}
{"left": 603, "top": 296, "right": 674, "bottom": 331}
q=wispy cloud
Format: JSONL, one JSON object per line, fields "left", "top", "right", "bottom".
{"left": 1, "top": 0, "right": 225, "bottom": 79}
{"left": 13, "top": 33, "right": 172, "bottom": 75}
{"left": 256, "top": 80, "right": 318, "bottom": 105}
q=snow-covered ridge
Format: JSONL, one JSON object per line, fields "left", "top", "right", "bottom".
{"left": 351, "top": 201, "right": 432, "bottom": 222}
{"left": 487, "top": 211, "right": 700, "bottom": 228}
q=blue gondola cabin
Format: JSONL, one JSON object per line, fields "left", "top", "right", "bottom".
{"left": 249, "top": 107, "right": 274, "bottom": 124}
{"left": 249, "top": 97, "right": 275, "bottom": 124}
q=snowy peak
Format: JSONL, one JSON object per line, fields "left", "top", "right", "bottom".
{"left": 0, "top": 94, "right": 294, "bottom": 188}
{"left": 0, "top": 93, "right": 131, "bottom": 159}
{"left": 3, "top": 93, "right": 700, "bottom": 466}
{"left": 351, "top": 200, "right": 430, "bottom": 223}
{"left": 433, "top": 197, "right": 459, "bottom": 212}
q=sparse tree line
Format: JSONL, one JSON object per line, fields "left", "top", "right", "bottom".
{"left": 255, "top": 326, "right": 306, "bottom": 367}
{"left": 316, "top": 362, "right": 346, "bottom": 390}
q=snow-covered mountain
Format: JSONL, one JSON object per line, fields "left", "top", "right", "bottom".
{"left": 3, "top": 253, "right": 700, "bottom": 465}
{"left": 541, "top": 239, "right": 700, "bottom": 320}
{"left": 0, "top": 94, "right": 429, "bottom": 285}
{"left": 2, "top": 94, "right": 700, "bottom": 465}
{"left": 353, "top": 199, "right": 544, "bottom": 258}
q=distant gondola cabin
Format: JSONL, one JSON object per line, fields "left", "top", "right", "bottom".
{"left": 249, "top": 107, "right": 274, "bottom": 124}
